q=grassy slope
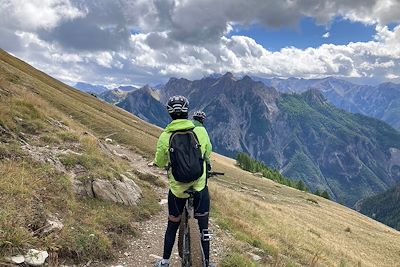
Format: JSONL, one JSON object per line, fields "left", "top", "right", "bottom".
{"left": 1, "top": 49, "right": 400, "bottom": 266}
{"left": 211, "top": 154, "right": 400, "bottom": 266}
{"left": 0, "top": 50, "right": 161, "bottom": 262}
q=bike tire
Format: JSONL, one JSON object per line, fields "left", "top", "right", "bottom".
{"left": 188, "top": 217, "right": 204, "bottom": 267}
{"left": 178, "top": 211, "right": 186, "bottom": 258}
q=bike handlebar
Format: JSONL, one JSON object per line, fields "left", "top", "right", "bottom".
{"left": 208, "top": 171, "right": 225, "bottom": 177}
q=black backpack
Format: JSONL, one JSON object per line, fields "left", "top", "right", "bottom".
{"left": 169, "top": 129, "right": 204, "bottom": 183}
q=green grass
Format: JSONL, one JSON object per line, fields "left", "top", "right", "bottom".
{"left": 57, "top": 131, "right": 79, "bottom": 142}
{"left": 220, "top": 252, "right": 259, "bottom": 267}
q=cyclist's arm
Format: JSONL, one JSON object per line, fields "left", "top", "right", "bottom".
{"left": 204, "top": 130, "right": 212, "bottom": 161}
{"left": 154, "top": 132, "right": 168, "bottom": 168}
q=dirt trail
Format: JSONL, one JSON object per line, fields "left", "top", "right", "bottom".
{"left": 92, "top": 143, "right": 226, "bottom": 267}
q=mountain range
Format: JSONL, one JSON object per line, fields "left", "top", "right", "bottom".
{"left": 78, "top": 76, "right": 400, "bottom": 131}
{"left": 107, "top": 73, "right": 400, "bottom": 207}
{"left": 256, "top": 76, "right": 400, "bottom": 130}
{"left": 74, "top": 82, "right": 108, "bottom": 94}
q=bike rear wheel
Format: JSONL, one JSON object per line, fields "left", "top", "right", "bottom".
{"left": 188, "top": 217, "right": 204, "bottom": 267}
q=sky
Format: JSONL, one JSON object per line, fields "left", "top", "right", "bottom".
{"left": 1, "top": 0, "right": 400, "bottom": 87}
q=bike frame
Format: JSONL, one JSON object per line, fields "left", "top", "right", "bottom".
{"left": 180, "top": 172, "right": 224, "bottom": 267}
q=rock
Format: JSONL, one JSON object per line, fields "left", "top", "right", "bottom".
{"left": 72, "top": 179, "right": 94, "bottom": 198}
{"left": 10, "top": 255, "right": 25, "bottom": 264}
{"left": 105, "top": 138, "right": 113, "bottom": 143}
{"left": 253, "top": 172, "right": 263, "bottom": 178}
{"left": 25, "top": 249, "right": 48, "bottom": 266}
{"left": 43, "top": 216, "right": 63, "bottom": 234}
{"left": 112, "top": 150, "right": 130, "bottom": 160}
{"left": 247, "top": 252, "right": 262, "bottom": 262}
{"left": 92, "top": 175, "right": 142, "bottom": 206}
{"left": 159, "top": 199, "right": 168, "bottom": 205}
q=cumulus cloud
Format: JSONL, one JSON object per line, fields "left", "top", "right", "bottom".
{"left": 1, "top": 0, "right": 400, "bottom": 85}
{"left": 0, "top": 0, "right": 85, "bottom": 30}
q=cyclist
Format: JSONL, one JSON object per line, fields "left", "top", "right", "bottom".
{"left": 192, "top": 110, "right": 206, "bottom": 127}
{"left": 192, "top": 111, "right": 212, "bottom": 181}
{"left": 154, "top": 96, "right": 213, "bottom": 267}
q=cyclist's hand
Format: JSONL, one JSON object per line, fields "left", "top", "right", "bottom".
{"left": 206, "top": 162, "right": 212, "bottom": 172}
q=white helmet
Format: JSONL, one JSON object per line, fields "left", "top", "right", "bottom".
{"left": 193, "top": 110, "right": 206, "bottom": 123}
{"left": 166, "top": 95, "right": 189, "bottom": 114}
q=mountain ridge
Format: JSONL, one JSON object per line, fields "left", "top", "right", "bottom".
{"left": 256, "top": 76, "right": 400, "bottom": 130}
{"left": 117, "top": 73, "right": 400, "bottom": 206}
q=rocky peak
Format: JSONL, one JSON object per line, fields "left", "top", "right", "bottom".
{"left": 222, "top": 72, "right": 234, "bottom": 79}
{"left": 241, "top": 75, "right": 253, "bottom": 82}
{"left": 302, "top": 88, "right": 326, "bottom": 105}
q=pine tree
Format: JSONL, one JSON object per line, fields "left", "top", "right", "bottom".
{"left": 321, "top": 190, "right": 331, "bottom": 200}
{"left": 314, "top": 189, "right": 321, "bottom": 196}
{"left": 296, "top": 180, "right": 306, "bottom": 191}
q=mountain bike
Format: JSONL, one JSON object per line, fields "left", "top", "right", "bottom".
{"left": 178, "top": 171, "right": 224, "bottom": 267}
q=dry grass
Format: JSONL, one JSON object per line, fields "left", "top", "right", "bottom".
{"left": 209, "top": 154, "right": 400, "bottom": 267}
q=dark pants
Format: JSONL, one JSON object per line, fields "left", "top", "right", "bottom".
{"left": 163, "top": 187, "right": 211, "bottom": 264}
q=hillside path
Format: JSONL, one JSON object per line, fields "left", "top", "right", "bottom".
{"left": 92, "top": 143, "right": 226, "bottom": 267}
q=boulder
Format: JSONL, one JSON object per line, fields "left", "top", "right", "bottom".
{"left": 72, "top": 179, "right": 94, "bottom": 198}
{"left": 10, "top": 255, "right": 25, "bottom": 264}
{"left": 92, "top": 175, "right": 142, "bottom": 206}
{"left": 24, "top": 249, "right": 48, "bottom": 266}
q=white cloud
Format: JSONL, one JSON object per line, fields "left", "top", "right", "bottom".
{"left": 1, "top": 0, "right": 400, "bottom": 86}
{"left": 0, "top": 0, "right": 86, "bottom": 30}
{"left": 322, "top": 32, "right": 330, "bottom": 38}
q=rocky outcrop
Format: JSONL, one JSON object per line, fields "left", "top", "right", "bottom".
{"left": 21, "top": 143, "right": 143, "bottom": 207}
{"left": 92, "top": 174, "right": 142, "bottom": 206}
{"left": 73, "top": 174, "right": 142, "bottom": 206}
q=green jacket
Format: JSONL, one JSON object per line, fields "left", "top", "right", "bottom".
{"left": 192, "top": 119, "right": 203, "bottom": 128}
{"left": 155, "top": 119, "right": 212, "bottom": 198}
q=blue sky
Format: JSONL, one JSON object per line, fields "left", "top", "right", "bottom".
{"left": 228, "top": 17, "right": 377, "bottom": 51}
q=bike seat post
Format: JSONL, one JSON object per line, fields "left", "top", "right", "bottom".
{"left": 184, "top": 188, "right": 196, "bottom": 218}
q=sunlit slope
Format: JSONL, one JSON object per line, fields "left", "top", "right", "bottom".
{"left": 1, "top": 49, "right": 400, "bottom": 266}
{"left": 210, "top": 154, "right": 400, "bottom": 266}
{"left": 0, "top": 49, "right": 160, "bottom": 157}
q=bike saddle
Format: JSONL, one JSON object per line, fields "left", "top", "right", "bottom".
{"left": 184, "top": 187, "right": 196, "bottom": 196}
